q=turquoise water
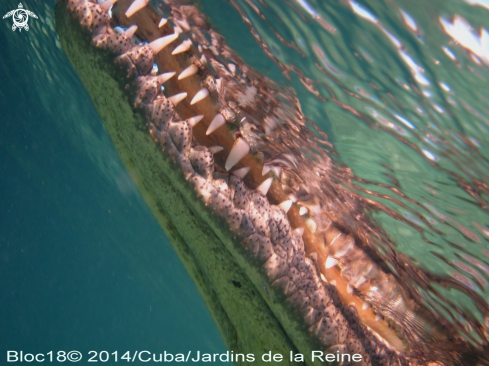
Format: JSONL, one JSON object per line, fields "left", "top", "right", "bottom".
{"left": 0, "top": 0, "right": 227, "bottom": 363}
{"left": 1, "top": 0, "right": 488, "bottom": 361}
{"left": 201, "top": 0, "right": 489, "bottom": 346}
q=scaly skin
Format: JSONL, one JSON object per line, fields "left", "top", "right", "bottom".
{"left": 55, "top": 0, "right": 488, "bottom": 365}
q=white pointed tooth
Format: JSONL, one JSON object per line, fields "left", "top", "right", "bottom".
{"left": 158, "top": 17, "right": 168, "bottom": 28}
{"left": 257, "top": 177, "right": 273, "bottom": 196}
{"left": 298, "top": 202, "right": 321, "bottom": 216}
{"left": 347, "top": 284, "right": 354, "bottom": 294}
{"left": 174, "top": 25, "right": 183, "bottom": 35}
{"left": 123, "top": 25, "right": 138, "bottom": 38}
{"left": 208, "top": 146, "right": 224, "bottom": 154}
{"left": 157, "top": 71, "right": 175, "bottom": 84}
{"left": 299, "top": 206, "right": 308, "bottom": 216}
{"left": 172, "top": 40, "right": 192, "bottom": 55}
{"left": 174, "top": 19, "right": 190, "bottom": 31}
{"left": 225, "top": 139, "right": 249, "bottom": 171}
{"left": 294, "top": 227, "right": 305, "bottom": 236}
{"left": 288, "top": 194, "right": 297, "bottom": 202}
{"left": 362, "top": 302, "right": 371, "bottom": 310}
{"left": 125, "top": 0, "right": 149, "bottom": 17}
{"left": 262, "top": 164, "right": 271, "bottom": 176}
{"left": 206, "top": 113, "right": 226, "bottom": 135}
{"left": 101, "top": 0, "right": 118, "bottom": 12}
{"left": 306, "top": 218, "right": 317, "bottom": 233}
{"left": 320, "top": 274, "right": 327, "bottom": 282}
{"left": 233, "top": 166, "right": 250, "bottom": 179}
{"left": 271, "top": 166, "right": 282, "bottom": 178}
{"left": 187, "top": 115, "right": 203, "bottom": 127}
{"left": 278, "top": 200, "right": 292, "bottom": 213}
{"left": 190, "top": 88, "right": 210, "bottom": 105}
{"left": 167, "top": 92, "right": 187, "bottom": 106}
{"left": 330, "top": 280, "right": 337, "bottom": 286}
{"left": 375, "top": 314, "right": 383, "bottom": 322}
{"left": 148, "top": 33, "right": 179, "bottom": 54}
{"left": 325, "top": 256, "right": 338, "bottom": 269}
{"left": 178, "top": 64, "right": 198, "bottom": 80}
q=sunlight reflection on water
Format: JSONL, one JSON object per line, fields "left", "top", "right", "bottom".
{"left": 207, "top": 0, "right": 489, "bottom": 345}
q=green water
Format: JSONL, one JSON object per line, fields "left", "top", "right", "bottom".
{"left": 0, "top": 0, "right": 228, "bottom": 363}
{"left": 1, "top": 0, "right": 488, "bottom": 360}
{"left": 201, "top": 0, "right": 489, "bottom": 345}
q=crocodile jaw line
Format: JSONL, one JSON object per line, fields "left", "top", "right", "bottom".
{"left": 54, "top": 0, "right": 482, "bottom": 364}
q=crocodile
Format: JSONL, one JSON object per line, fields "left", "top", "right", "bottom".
{"left": 54, "top": 0, "right": 489, "bottom": 364}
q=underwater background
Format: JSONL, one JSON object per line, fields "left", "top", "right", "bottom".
{"left": 1, "top": 0, "right": 488, "bottom": 363}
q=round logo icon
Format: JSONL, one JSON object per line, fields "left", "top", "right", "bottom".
{"left": 3, "top": 3, "right": 38, "bottom": 32}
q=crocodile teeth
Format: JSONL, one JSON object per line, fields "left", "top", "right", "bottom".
{"left": 263, "top": 164, "right": 281, "bottom": 177}
{"left": 101, "top": 0, "right": 118, "bottom": 12}
{"left": 206, "top": 113, "right": 226, "bottom": 135}
{"left": 148, "top": 33, "right": 179, "bottom": 54}
{"left": 306, "top": 218, "right": 317, "bottom": 233}
{"left": 187, "top": 115, "right": 204, "bottom": 127}
{"left": 167, "top": 92, "right": 187, "bottom": 106}
{"left": 270, "top": 166, "right": 282, "bottom": 178}
{"left": 158, "top": 17, "right": 167, "bottom": 28}
{"left": 347, "top": 284, "right": 354, "bottom": 294}
{"left": 294, "top": 227, "right": 305, "bottom": 236}
{"left": 232, "top": 166, "right": 250, "bottom": 179}
{"left": 325, "top": 256, "right": 339, "bottom": 269}
{"left": 278, "top": 200, "right": 293, "bottom": 213}
{"left": 190, "top": 88, "right": 210, "bottom": 105}
{"left": 225, "top": 138, "right": 250, "bottom": 171}
{"left": 125, "top": 0, "right": 149, "bottom": 18}
{"left": 172, "top": 40, "right": 192, "bottom": 55}
{"left": 299, "top": 206, "right": 308, "bottom": 216}
{"left": 257, "top": 177, "right": 273, "bottom": 196}
{"left": 362, "top": 302, "right": 371, "bottom": 310}
{"left": 123, "top": 25, "right": 138, "bottom": 38}
{"left": 178, "top": 64, "right": 198, "bottom": 80}
{"left": 173, "top": 25, "right": 183, "bottom": 35}
{"left": 157, "top": 72, "right": 176, "bottom": 84}
{"left": 208, "top": 146, "right": 224, "bottom": 154}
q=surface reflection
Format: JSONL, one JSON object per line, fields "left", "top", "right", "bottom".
{"left": 209, "top": 0, "right": 489, "bottom": 346}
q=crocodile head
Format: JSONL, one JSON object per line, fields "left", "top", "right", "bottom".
{"left": 54, "top": 0, "right": 489, "bottom": 364}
